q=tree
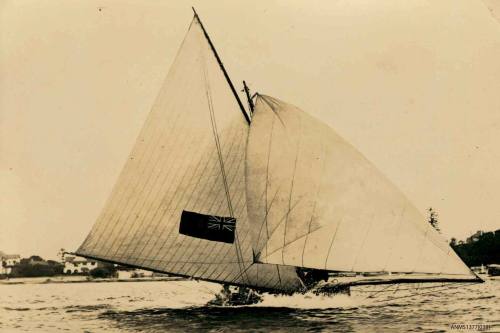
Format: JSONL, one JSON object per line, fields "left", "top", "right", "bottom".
{"left": 58, "top": 248, "right": 66, "bottom": 263}
{"left": 89, "top": 263, "right": 117, "bottom": 279}
{"left": 449, "top": 229, "right": 499, "bottom": 267}
{"left": 428, "top": 207, "right": 440, "bottom": 233}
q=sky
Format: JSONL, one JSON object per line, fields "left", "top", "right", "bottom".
{"left": 1, "top": 0, "right": 500, "bottom": 260}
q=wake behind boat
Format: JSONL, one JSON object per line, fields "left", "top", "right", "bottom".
{"left": 72, "top": 8, "right": 481, "bottom": 305}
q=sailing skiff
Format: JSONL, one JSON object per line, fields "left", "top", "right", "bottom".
{"left": 74, "top": 9, "right": 481, "bottom": 298}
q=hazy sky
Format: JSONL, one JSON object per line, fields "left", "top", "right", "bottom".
{"left": 1, "top": 0, "right": 500, "bottom": 260}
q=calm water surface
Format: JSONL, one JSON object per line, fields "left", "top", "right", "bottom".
{"left": 0, "top": 278, "right": 498, "bottom": 332}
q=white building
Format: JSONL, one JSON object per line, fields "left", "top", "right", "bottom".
{"left": 63, "top": 255, "right": 99, "bottom": 274}
{"left": 117, "top": 269, "right": 154, "bottom": 279}
{"left": 0, "top": 252, "right": 21, "bottom": 275}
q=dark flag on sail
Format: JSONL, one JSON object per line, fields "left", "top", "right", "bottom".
{"left": 179, "top": 210, "right": 236, "bottom": 244}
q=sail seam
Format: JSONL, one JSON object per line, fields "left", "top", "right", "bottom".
{"left": 382, "top": 207, "right": 406, "bottom": 272}
{"left": 324, "top": 218, "right": 343, "bottom": 270}
{"left": 202, "top": 54, "right": 250, "bottom": 284}
{"left": 263, "top": 114, "right": 276, "bottom": 262}
{"left": 135, "top": 124, "right": 216, "bottom": 266}
{"left": 282, "top": 114, "right": 302, "bottom": 265}
{"left": 99, "top": 62, "right": 202, "bottom": 260}
{"left": 86, "top": 19, "right": 198, "bottom": 255}
{"left": 115, "top": 92, "right": 207, "bottom": 263}
{"left": 301, "top": 125, "right": 327, "bottom": 267}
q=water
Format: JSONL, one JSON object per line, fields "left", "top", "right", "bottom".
{"left": 1, "top": 278, "right": 498, "bottom": 332}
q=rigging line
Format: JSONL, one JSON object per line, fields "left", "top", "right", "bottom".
{"left": 256, "top": 197, "right": 307, "bottom": 260}
{"left": 192, "top": 8, "right": 250, "bottom": 125}
{"left": 154, "top": 31, "right": 240, "bottom": 274}
{"left": 264, "top": 115, "right": 276, "bottom": 262}
{"left": 205, "top": 65, "right": 234, "bottom": 218}
{"left": 234, "top": 233, "right": 251, "bottom": 284}
{"left": 228, "top": 228, "right": 272, "bottom": 285}
{"left": 230, "top": 266, "right": 264, "bottom": 291}
{"left": 229, "top": 262, "right": 285, "bottom": 292}
{"left": 255, "top": 186, "right": 281, "bottom": 252}
{"left": 180, "top": 207, "right": 237, "bottom": 280}
{"left": 157, "top": 103, "right": 245, "bottom": 269}
{"left": 168, "top": 201, "right": 226, "bottom": 275}
{"left": 282, "top": 114, "right": 302, "bottom": 265}
{"left": 187, "top": 134, "right": 250, "bottom": 281}
{"left": 260, "top": 96, "right": 286, "bottom": 128}
{"left": 178, "top": 162, "right": 243, "bottom": 275}
{"left": 152, "top": 48, "right": 241, "bottom": 273}
{"left": 228, "top": 260, "right": 254, "bottom": 285}
{"left": 204, "top": 77, "right": 246, "bottom": 282}
{"left": 123, "top": 256, "right": 252, "bottom": 265}
{"left": 324, "top": 217, "right": 344, "bottom": 270}
{"left": 203, "top": 60, "right": 250, "bottom": 284}
{"left": 365, "top": 283, "right": 394, "bottom": 299}
{"left": 190, "top": 210, "right": 242, "bottom": 281}
{"left": 190, "top": 160, "right": 249, "bottom": 281}
{"left": 256, "top": 260, "right": 259, "bottom": 284}
{"left": 276, "top": 265, "right": 283, "bottom": 288}
{"left": 225, "top": 198, "right": 274, "bottom": 284}
{"left": 350, "top": 213, "right": 375, "bottom": 272}
{"left": 162, "top": 158, "right": 236, "bottom": 277}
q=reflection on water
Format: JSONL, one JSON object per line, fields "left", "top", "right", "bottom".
{"left": 101, "top": 306, "right": 342, "bottom": 332}
{"left": 1, "top": 279, "right": 498, "bottom": 332}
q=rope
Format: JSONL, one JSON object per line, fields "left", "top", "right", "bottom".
{"left": 202, "top": 54, "right": 250, "bottom": 285}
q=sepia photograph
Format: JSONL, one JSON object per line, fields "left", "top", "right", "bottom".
{"left": 1, "top": 1, "right": 499, "bottom": 332}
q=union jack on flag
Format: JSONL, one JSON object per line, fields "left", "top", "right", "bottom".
{"left": 208, "top": 216, "right": 236, "bottom": 232}
{"left": 179, "top": 210, "right": 236, "bottom": 244}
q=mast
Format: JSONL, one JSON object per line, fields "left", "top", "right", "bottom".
{"left": 243, "top": 80, "right": 255, "bottom": 114}
{"left": 192, "top": 7, "right": 251, "bottom": 124}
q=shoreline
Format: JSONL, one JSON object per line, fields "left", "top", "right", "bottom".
{"left": 1, "top": 275, "right": 497, "bottom": 286}
{"left": 0, "top": 275, "right": 186, "bottom": 285}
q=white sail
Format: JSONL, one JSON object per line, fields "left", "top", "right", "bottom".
{"left": 246, "top": 95, "right": 474, "bottom": 278}
{"left": 76, "top": 19, "right": 302, "bottom": 292}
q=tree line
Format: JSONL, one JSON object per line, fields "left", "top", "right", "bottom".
{"left": 427, "top": 207, "right": 499, "bottom": 267}
{"left": 449, "top": 230, "right": 500, "bottom": 267}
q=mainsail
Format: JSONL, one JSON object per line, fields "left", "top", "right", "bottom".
{"left": 246, "top": 95, "right": 477, "bottom": 283}
{"left": 76, "top": 16, "right": 302, "bottom": 292}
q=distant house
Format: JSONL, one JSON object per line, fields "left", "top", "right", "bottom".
{"left": 63, "top": 255, "right": 99, "bottom": 274}
{"left": 471, "top": 264, "right": 487, "bottom": 274}
{"left": 117, "top": 269, "right": 154, "bottom": 279}
{"left": 0, "top": 252, "right": 21, "bottom": 275}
